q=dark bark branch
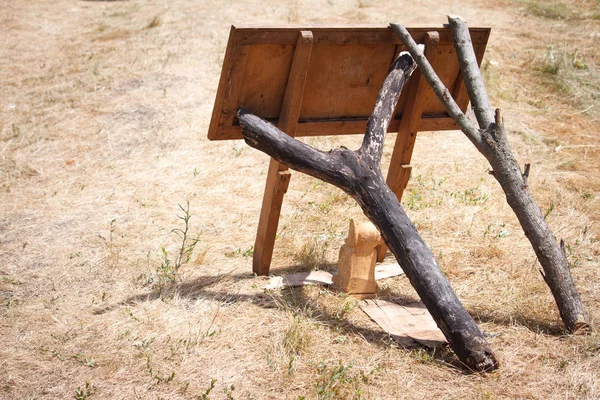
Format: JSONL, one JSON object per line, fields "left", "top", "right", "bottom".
{"left": 239, "top": 52, "right": 499, "bottom": 371}
{"left": 239, "top": 110, "right": 499, "bottom": 371}
{"left": 447, "top": 15, "right": 495, "bottom": 129}
{"left": 359, "top": 52, "right": 416, "bottom": 167}
{"left": 239, "top": 111, "right": 356, "bottom": 192}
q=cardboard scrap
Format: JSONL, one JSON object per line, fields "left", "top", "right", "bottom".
{"left": 266, "top": 263, "right": 405, "bottom": 290}
{"left": 360, "top": 298, "right": 447, "bottom": 348}
{"left": 373, "top": 262, "right": 404, "bottom": 280}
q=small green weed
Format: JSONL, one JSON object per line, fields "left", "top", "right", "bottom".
{"left": 74, "top": 381, "right": 94, "bottom": 400}
{"left": 404, "top": 174, "right": 488, "bottom": 209}
{"left": 541, "top": 45, "right": 563, "bottom": 75}
{"left": 224, "top": 384, "right": 235, "bottom": 399}
{"left": 71, "top": 353, "right": 96, "bottom": 368}
{"left": 483, "top": 223, "right": 510, "bottom": 239}
{"left": 231, "top": 143, "right": 244, "bottom": 157}
{"left": 544, "top": 202, "right": 555, "bottom": 219}
{"left": 171, "top": 201, "right": 201, "bottom": 268}
{"left": 224, "top": 245, "right": 254, "bottom": 257}
{"left": 412, "top": 348, "right": 435, "bottom": 363}
{"left": 153, "top": 201, "right": 201, "bottom": 286}
{"left": 198, "top": 378, "right": 217, "bottom": 400}
{"left": 496, "top": 224, "right": 510, "bottom": 239}
{"left": 335, "top": 299, "right": 358, "bottom": 321}
{"left": 564, "top": 241, "right": 582, "bottom": 268}
{"left": 451, "top": 186, "right": 489, "bottom": 206}
{"left": 308, "top": 191, "right": 347, "bottom": 214}
{"left": 144, "top": 351, "right": 176, "bottom": 384}
{"left": 288, "top": 355, "right": 295, "bottom": 376}
{"left": 314, "top": 361, "right": 372, "bottom": 400}
{"left": 404, "top": 187, "right": 424, "bottom": 210}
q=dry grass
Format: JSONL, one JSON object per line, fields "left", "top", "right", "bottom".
{"left": 0, "top": 0, "right": 599, "bottom": 399}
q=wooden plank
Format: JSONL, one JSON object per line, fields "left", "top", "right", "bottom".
{"left": 233, "top": 26, "right": 491, "bottom": 46}
{"left": 278, "top": 32, "right": 315, "bottom": 142}
{"left": 374, "top": 262, "right": 404, "bottom": 280}
{"left": 297, "top": 115, "right": 458, "bottom": 135}
{"left": 300, "top": 43, "right": 397, "bottom": 119}
{"left": 387, "top": 32, "right": 442, "bottom": 188}
{"left": 253, "top": 31, "right": 314, "bottom": 276}
{"left": 239, "top": 44, "right": 295, "bottom": 119}
{"left": 265, "top": 270, "right": 334, "bottom": 289}
{"left": 218, "top": 116, "right": 457, "bottom": 140}
{"left": 417, "top": 38, "right": 462, "bottom": 115}
{"left": 208, "top": 28, "right": 250, "bottom": 140}
{"left": 378, "top": 32, "right": 441, "bottom": 262}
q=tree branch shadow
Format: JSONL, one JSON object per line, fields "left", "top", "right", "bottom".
{"left": 93, "top": 265, "right": 567, "bottom": 372}
{"left": 470, "top": 307, "right": 566, "bottom": 336}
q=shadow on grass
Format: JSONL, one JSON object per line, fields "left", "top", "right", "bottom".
{"left": 471, "top": 308, "right": 566, "bottom": 336}
{"left": 93, "top": 263, "right": 567, "bottom": 372}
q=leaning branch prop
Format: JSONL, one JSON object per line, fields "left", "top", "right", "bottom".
{"left": 391, "top": 17, "right": 590, "bottom": 333}
{"left": 239, "top": 52, "right": 499, "bottom": 371}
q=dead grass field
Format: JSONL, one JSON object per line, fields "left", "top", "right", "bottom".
{"left": 1, "top": 0, "right": 599, "bottom": 399}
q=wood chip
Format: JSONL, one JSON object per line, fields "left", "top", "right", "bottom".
{"left": 265, "top": 271, "right": 334, "bottom": 290}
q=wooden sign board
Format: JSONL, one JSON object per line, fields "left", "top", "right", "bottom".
{"left": 208, "top": 25, "right": 490, "bottom": 276}
{"left": 208, "top": 25, "right": 490, "bottom": 141}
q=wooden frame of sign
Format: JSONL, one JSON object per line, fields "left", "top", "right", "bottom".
{"left": 208, "top": 25, "right": 490, "bottom": 276}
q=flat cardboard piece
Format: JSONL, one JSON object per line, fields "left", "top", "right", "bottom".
{"left": 361, "top": 298, "right": 447, "bottom": 348}
{"left": 374, "top": 262, "right": 404, "bottom": 280}
{"left": 265, "top": 263, "right": 404, "bottom": 290}
{"left": 208, "top": 25, "right": 490, "bottom": 141}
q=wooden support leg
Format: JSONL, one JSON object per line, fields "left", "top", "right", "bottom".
{"left": 252, "top": 31, "right": 314, "bottom": 275}
{"left": 377, "top": 32, "right": 441, "bottom": 262}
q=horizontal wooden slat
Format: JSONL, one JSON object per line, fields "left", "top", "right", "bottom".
{"left": 234, "top": 26, "right": 490, "bottom": 46}
{"left": 216, "top": 116, "right": 457, "bottom": 140}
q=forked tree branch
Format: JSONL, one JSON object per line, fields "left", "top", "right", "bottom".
{"left": 239, "top": 51, "right": 499, "bottom": 371}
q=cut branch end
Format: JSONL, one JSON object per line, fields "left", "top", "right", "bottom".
{"left": 522, "top": 163, "right": 531, "bottom": 186}
{"left": 495, "top": 108, "right": 503, "bottom": 125}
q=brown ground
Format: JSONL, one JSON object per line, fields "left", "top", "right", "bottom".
{"left": 1, "top": 0, "right": 599, "bottom": 399}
